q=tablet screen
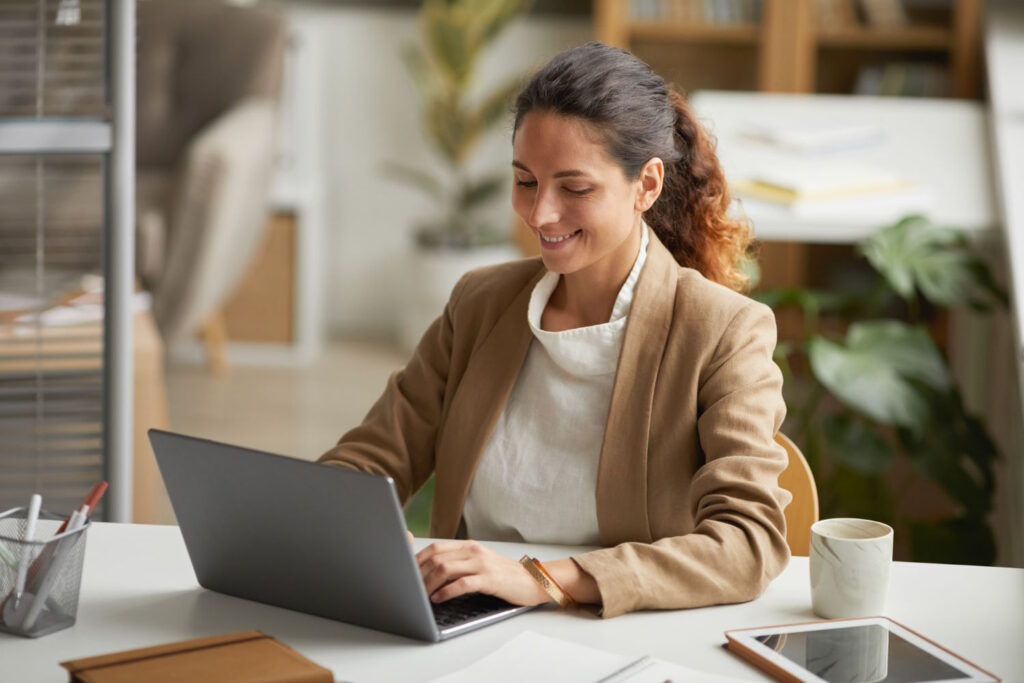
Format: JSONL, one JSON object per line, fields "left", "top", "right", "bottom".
{"left": 755, "top": 623, "right": 969, "bottom": 683}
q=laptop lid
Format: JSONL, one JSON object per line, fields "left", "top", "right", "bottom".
{"left": 148, "top": 429, "right": 441, "bottom": 642}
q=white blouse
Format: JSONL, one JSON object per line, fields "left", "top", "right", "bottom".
{"left": 462, "top": 224, "right": 650, "bottom": 545}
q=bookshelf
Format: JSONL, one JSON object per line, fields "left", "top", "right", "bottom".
{"left": 594, "top": 0, "right": 982, "bottom": 98}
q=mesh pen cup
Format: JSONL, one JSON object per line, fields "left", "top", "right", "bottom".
{"left": 0, "top": 507, "right": 90, "bottom": 638}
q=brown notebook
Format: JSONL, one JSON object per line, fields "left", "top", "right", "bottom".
{"left": 60, "top": 631, "right": 333, "bottom": 683}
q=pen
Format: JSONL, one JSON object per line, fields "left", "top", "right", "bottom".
{"left": 21, "top": 504, "right": 89, "bottom": 630}
{"left": 596, "top": 655, "right": 672, "bottom": 683}
{"left": 56, "top": 481, "right": 107, "bottom": 534}
{"left": 22, "top": 480, "right": 107, "bottom": 588}
{"left": 13, "top": 494, "right": 42, "bottom": 609}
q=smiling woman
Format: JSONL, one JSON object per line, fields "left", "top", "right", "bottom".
{"left": 319, "top": 41, "right": 791, "bottom": 618}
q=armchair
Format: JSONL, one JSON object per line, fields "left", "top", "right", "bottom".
{"left": 136, "top": 0, "right": 286, "bottom": 369}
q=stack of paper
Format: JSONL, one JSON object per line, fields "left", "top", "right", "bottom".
{"left": 731, "top": 160, "right": 931, "bottom": 221}
{"left": 427, "top": 631, "right": 748, "bottom": 683}
{"left": 741, "top": 122, "right": 884, "bottom": 154}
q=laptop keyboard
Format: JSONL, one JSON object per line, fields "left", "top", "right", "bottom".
{"left": 431, "top": 592, "right": 518, "bottom": 629}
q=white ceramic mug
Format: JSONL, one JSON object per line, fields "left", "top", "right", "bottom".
{"left": 810, "top": 518, "right": 894, "bottom": 619}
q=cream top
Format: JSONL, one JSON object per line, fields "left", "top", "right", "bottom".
{"left": 462, "top": 224, "right": 650, "bottom": 544}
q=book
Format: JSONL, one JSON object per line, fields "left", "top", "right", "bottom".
{"left": 731, "top": 160, "right": 932, "bottom": 220}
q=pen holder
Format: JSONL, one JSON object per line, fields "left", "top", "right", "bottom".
{"left": 0, "top": 507, "right": 90, "bottom": 638}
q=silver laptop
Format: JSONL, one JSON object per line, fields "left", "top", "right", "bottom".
{"left": 148, "top": 429, "right": 533, "bottom": 642}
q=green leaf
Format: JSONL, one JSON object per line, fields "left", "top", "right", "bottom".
{"left": 470, "top": 77, "right": 522, "bottom": 134}
{"left": 820, "top": 414, "right": 894, "bottom": 475}
{"left": 754, "top": 287, "right": 861, "bottom": 317}
{"left": 908, "top": 516, "right": 996, "bottom": 565}
{"left": 822, "top": 464, "right": 894, "bottom": 522}
{"left": 424, "top": 1, "right": 472, "bottom": 87}
{"left": 808, "top": 322, "right": 950, "bottom": 431}
{"left": 897, "top": 390, "right": 997, "bottom": 516}
{"left": 404, "top": 474, "right": 435, "bottom": 537}
{"left": 380, "top": 161, "right": 445, "bottom": 200}
{"left": 859, "top": 215, "right": 1006, "bottom": 310}
{"left": 457, "top": 173, "right": 506, "bottom": 211}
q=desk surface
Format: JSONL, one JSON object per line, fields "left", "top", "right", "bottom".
{"left": 2, "top": 523, "right": 1021, "bottom": 682}
{"left": 690, "top": 91, "right": 998, "bottom": 244}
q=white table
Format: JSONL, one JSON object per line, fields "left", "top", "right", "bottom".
{"left": 2, "top": 523, "right": 1021, "bottom": 682}
{"left": 689, "top": 91, "right": 998, "bottom": 244}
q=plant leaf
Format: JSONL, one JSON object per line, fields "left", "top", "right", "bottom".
{"left": 808, "top": 321, "right": 950, "bottom": 431}
{"left": 820, "top": 414, "right": 894, "bottom": 475}
{"left": 859, "top": 214, "right": 1006, "bottom": 310}
{"left": 897, "top": 389, "right": 997, "bottom": 516}
{"left": 380, "top": 161, "right": 445, "bottom": 200}
{"left": 908, "top": 516, "right": 996, "bottom": 565}
{"left": 457, "top": 173, "right": 506, "bottom": 211}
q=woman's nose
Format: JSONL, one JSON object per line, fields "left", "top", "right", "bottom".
{"left": 528, "top": 188, "right": 561, "bottom": 228}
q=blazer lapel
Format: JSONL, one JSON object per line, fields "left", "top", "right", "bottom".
{"left": 596, "top": 233, "right": 676, "bottom": 545}
{"left": 430, "top": 266, "right": 545, "bottom": 538}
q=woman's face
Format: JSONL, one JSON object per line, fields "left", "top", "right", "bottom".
{"left": 512, "top": 111, "right": 658, "bottom": 277}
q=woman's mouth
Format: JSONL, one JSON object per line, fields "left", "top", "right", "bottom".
{"left": 539, "top": 229, "right": 582, "bottom": 249}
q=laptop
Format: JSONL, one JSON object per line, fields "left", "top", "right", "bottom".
{"left": 148, "top": 429, "right": 534, "bottom": 642}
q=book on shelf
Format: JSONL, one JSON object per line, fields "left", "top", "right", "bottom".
{"left": 731, "top": 160, "right": 932, "bottom": 220}
{"left": 859, "top": 0, "right": 909, "bottom": 27}
{"left": 816, "top": 0, "right": 859, "bottom": 30}
{"left": 628, "top": 0, "right": 762, "bottom": 25}
{"left": 855, "top": 62, "right": 950, "bottom": 97}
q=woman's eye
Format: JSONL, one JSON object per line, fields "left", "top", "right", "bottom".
{"left": 515, "top": 179, "right": 537, "bottom": 188}
{"left": 564, "top": 187, "right": 592, "bottom": 196}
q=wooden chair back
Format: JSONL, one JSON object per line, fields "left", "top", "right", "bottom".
{"left": 775, "top": 432, "right": 819, "bottom": 556}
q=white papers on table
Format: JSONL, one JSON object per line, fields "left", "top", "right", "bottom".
{"left": 13, "top": 291, "right": 152, "bottom": 328}
{"left": 741, "top": 122, "right": 884, "bottom": 154}
{"left": 0, "top": 292, "right": 45, "bottom": 313}
{"left": 427, "top": 631, "right": 748, "bottom": 683}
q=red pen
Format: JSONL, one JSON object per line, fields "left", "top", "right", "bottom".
{"left": 56, "top": 481, "right": 108, "bottom": 533}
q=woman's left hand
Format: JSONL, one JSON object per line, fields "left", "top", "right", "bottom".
{"left": 416, "top": 540, "right": 551, "bottom": 606}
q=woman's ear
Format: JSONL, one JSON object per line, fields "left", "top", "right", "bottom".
{"left": 635, "top": 157, "right": 664, "bottom": 212}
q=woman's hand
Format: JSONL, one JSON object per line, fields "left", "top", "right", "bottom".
{"left": 416, "top": 540, "right": 552, "bottom": 606}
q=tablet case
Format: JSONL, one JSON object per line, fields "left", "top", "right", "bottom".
{"left": 60, "top": 631, "right": 333, "bottom": 683}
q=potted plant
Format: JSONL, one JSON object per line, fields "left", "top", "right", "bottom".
{"left": 388, "top": 0, "right": 532, "bottom": 351}
{"left": 755, "top": 215, "right": 1007, "bottom": 565}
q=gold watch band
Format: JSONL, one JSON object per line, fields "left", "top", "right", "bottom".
{"left": 519, "top": 555, "right": 577, "bottom": 609}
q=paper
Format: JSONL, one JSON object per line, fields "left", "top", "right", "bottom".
{"left": 427, "top": 631, "right": 747, "bottom": 683}
{"left": 0, "top": 292, "right": 44, "bottom": 313}
{"left": 741, "top": 122, "right": 884, "bottom": 154}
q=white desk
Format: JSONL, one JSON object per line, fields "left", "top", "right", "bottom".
{"left": 689, "top": 91, "right": 998, "bottom": 244}
{"left": 2, "top": 523, "right": 1021, "bottom": 682}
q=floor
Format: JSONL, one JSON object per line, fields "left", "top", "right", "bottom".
{"left": 165, "top": 337, "right": 408, "bottom": 463}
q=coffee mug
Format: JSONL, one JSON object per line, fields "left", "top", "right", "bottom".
{"left": 810, "top": 518, "right": 893, "bottom": 619}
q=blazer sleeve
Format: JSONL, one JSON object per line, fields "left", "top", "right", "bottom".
{"left": 571, "top": 301, "right": 792, "bottom": 618}
{"left": 316, "top": 274, "right": 469, "bottom": 503}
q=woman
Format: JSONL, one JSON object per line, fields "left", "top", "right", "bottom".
{"left": 320, "top": 42, "right": 791, "bottom": 618}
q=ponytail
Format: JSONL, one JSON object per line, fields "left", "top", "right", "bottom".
{"left": 514, "top": 42, "right": 754, "bottom": 291}
{"left": 644, "top": 90, "right": 753, "bottom": 291}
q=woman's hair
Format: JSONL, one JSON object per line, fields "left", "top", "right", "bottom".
{"left": 513, "top": 41, "right": 753, "bottom": 291}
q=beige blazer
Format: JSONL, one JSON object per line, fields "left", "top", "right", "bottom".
{"left": 319, "top": 232, "right": 791, "bottom": 618}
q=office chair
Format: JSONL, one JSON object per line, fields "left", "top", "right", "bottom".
{"left": 776, "top": 432, "right": 819, "bottom": 556}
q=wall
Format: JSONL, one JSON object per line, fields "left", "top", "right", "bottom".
{"left": 291, "top": 4, "right": 591, "bottom": 337}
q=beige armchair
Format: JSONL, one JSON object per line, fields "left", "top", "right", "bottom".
{"left": 136, "top": 0, "right": 286, "bottom": 370}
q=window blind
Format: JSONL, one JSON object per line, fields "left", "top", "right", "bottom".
{"left": 0, "top": 0, "right": 107, "bottom": 118}
{"left": 0, "top": 0, "right": 110, "bottom": 518}
{"left": 0, "top": 156, "right": 107, "bottom": 517}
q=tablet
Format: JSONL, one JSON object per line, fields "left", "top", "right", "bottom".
{"left": 725, "top": 617, "right": 999, "bottom": 683}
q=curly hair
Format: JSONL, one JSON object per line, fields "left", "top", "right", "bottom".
{"left": 513, "top": 42, "right": 753, "bottom": 291}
